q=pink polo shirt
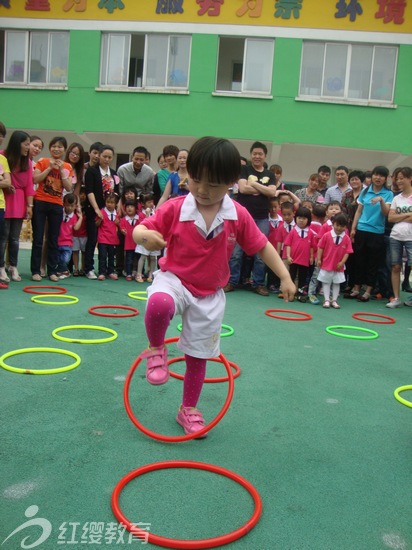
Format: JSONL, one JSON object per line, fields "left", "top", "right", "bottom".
{"left": 120, "top": 215, "right": 139, "bottom": 250}
{"left": 58, "top": 213, "right": 79, "bottom": 246}
{"left": 97, "top": 208, "right": 119, "bottom": 246}
{"left": 318, "top": 231, "right": 353, "bottom": 272}
{"left": 142, "top": 194, "right": 267, "bottom": 297}
{"left": 284, "top": 226, "right": 316, "bottom": 267}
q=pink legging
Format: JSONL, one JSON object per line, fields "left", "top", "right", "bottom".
{"left": 145, "top": 292, "right": 207, "bottom": 407}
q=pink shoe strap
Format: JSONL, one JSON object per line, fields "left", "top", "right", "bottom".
{"left": 140, "top": 347, "right": 167, "bottom": 368}
{"left": 181, "top": 407, "right": 204, "bottom": 423}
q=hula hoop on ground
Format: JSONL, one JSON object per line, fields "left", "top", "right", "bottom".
{"left": 352, "top": 312, "right": 396, "bottom": 325}
{"left": 52, "top": 325, "right": 118, "bottom": 344}
{"left": 394, "top": 385, "right": 412, "bottom": 408}
{"left": 31, "top": 294, "right": 78, "bottom": 305}
{"left": 128, "top": 291, "right": 147, "bottom": 301}
{"left": 124, "top": 336, "right": 234, "bottom": 442}
{"left": 23, "top": 285, "right": 67, "bottom": 295}
{"left": 325, "top": 325, "right": 379, "bottom": 340}
{"left": 0, "top": 347, "right": 81, "bottom": 375}
{"left": 265, "top": 309, "right": 312, "bottom": 321}
{"left": 168, "top": 356, "right": 241, "bottom": 383}
{"left": 88, "top": 305, "right": 139, "bottom": 318}
{"left": 177, "top": 323, "right": 234, "bottom": 338}
{"left": 111, "top": 460, "right": 262, "bottom": 550}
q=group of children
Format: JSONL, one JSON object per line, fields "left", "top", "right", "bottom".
{"left": 267, "top": 194, "right": 352, "bottom": 308}
{"left": 58, "top": 187, "right": 158, "bottom": 282}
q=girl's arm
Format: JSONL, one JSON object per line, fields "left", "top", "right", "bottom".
{"left": 258, "top": 242, "right": 295, "bottom": 301}
{"left": 87, "top": 192, "right": 103, "bottom": 220}
{"left": 309, "top": 246, "right": 314, "bottom": 265}
{"left": 0, "top": 171, "right": 11, "bottom": 190}
{"left": 33, "top": 162, "right": 53, "bottom": 184}
{"left": 350, "top": 203, "right": 363, "bottom": 240}
{"left": 133, "top": 225, "right": 166, "bottom": 251}
{"left": 157, "top": 180, "right": 173, "bottom": 209}
{"left": 285, "top": 245, "right": 293, "bottom": 264}
{"left": 388, "top": 208, "right": 412, "bottom": 224}
{"left": 336, "top": 253, "right": 349, "bottom": 271}
{"left": 317, "top": 247, "right": 324, "bottom": 268}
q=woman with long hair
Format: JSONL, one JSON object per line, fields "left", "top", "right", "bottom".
{"left": 65, "top": 142, "right": 85, "bottom": 196}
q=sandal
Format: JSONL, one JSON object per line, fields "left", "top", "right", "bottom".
{"left": 9, "top": 267, "right": 22, "bottom": 282}
{"left": 344, "top": 291, "right": 359, "bottom": 299}
{"left": 357, "top": 295, "right": 370, "bottom": 302}
{"left": 323, "top": 300, "right": 330, "bottom": 308}
{"left": 73, "top": 269, "right": 79, "bottom": 277}
{"left": 331, "top": 300, "right": 341, "bottom": 309}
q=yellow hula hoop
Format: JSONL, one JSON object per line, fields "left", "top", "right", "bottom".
{"left": 52, "top": 325, "right": 118, "bottom": 344}
{"left": 31, "top": 294, "right": 79, "bottom": 305}
{"left": 0, "top": 347, "right": 81, "bottom": 375}
{"left": 128, "top": 291, "right": 148, "bottom": 301}
{"left": 394, "top": 385, "right": 412, "bottom": 409}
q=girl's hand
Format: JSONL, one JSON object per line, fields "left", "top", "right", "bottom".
{"left": 137, "top": 230, "right": 166, "bottom": 251}
{"left": 336, "top": 261, "right": 344, "bottom": 270}
{"left": 280, "top": 278, "right": 296, "bottom": 303}
{"left": 26, "top": 206, "right": 33, "bottom": 220}
{"left": 317, "top": 258, "right": 322, "bottom": 268}
{"left": 121, "top": 228, "right": 127, "bottom": 235}
{"left": 370, "top": 197, "right": 382, "bottom": 205}
{"left": 95, "top": 210, "right": 103, "bottom": 220}
{"left": 114, "top": 217, "right": 120, "bottom": 226}
{"left": 287, "top": 256, "right": 293, "bottom": 265}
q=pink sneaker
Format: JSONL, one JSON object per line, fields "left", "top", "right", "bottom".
{"left": 140, "top": 346, "right": 169, "bottom": 385}
{"left": 176, "top": 406, "right": 208, "bottom": 438}
{"left": 108, "top": 273, "right": 118, "bottom": 280}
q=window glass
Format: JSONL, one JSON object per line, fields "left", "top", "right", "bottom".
{"left": 299, "top": 42, "right": 324, "bottom": 96}
{"left": 30, "top": 32, "right": 48, "bottom": 83}
{"left": 50, "top": 32, "right": 69, "bottom": 84}
{"left": 348, "top": 45, "right": 372, "bottom": 100}
{"left": 5, "top": 31, "right": 26, "bottom": 83}
{"left": 167, "top": 35, "right": 190, "bottom": 88}
{"left": 106, "top": 34, "right": 129, "bottom": 86}
{"left": 371, "top": 46, "right": 396, "bottom": 101}
{"left": 323, "top": 43, "right": 347, "bottom": 98}
{"left": 128, "top": 34, "right": 145, "bottom": 87}
{"left": 146, "top": 34, "right": 168, "bottom": 87}
{"left": 216, "top": 37, "right": 244, "bottom": 92}
{"left": 244, "top": 39, "right": 273, "bottom": 93}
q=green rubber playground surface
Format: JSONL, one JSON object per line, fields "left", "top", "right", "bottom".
{"left": 1, "top": 249, "right": 411, "bottom": 550}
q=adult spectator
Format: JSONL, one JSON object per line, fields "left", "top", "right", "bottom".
{"left": 317, "top": 165, "right": 331, "bottom": 197}
{"left": 117, "top": 146, "right": 154, "bottom": 204}
{"left": 224, "top": 141, "right": 277, "bottom": 296}
{"left": 295, "top": 173, "right": 322, "bottom": 204}
{"left": 84, "top": 142, "right": 103, "bottom": 171}
{"left": 153, "top": 145, "right": 179, "bottom": 203}
{"left": 324, "top": 165, "right": 351, "bottom": 204}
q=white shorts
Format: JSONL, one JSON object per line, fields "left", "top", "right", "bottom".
{"left": 72, "top": 236, "right": 87, "bottom": 252}
{"left": 317, "top": 269, "right": 346, "bottom": 284}
{"left": 147, "top": 270, "right": 225, "bottom": 359}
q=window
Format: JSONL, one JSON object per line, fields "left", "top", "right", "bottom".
{"left": 216, "top": 37, "right": 274, "bottom": 95}
{"left": 100, "top": 33, "right": 191, "bottom": 90}
{"left": 0, "top": 30, "right": 69, "bottom": 86}
{"left": 299, "top": 41, "right": 397, "bottom": 104}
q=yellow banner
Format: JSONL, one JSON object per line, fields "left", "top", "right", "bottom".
{"left": 1, "top": 0, "right": 411, "bottom": 33}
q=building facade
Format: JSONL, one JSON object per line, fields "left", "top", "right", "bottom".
{"left": 1, "top": 0, "right": 411, "bottom": 182}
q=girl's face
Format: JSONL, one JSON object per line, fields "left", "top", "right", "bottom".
{"left": 144, "top": 200, "right": 155, "bottom": 210}
{"left": 333, "top": 222, "right": 346, "bottom": 235}
{"left": 296, "top": 216, "right": 309, "bottom": 229}
{"left": 282, "top": 209, "right": 294, "bottom": 224}
{"left": 20, "top": 138, "right": 30, "bottom": 157}
{"left": 397, "top": 172, "right": 412, "bottom": 192}
{"left": 164, "top": 154, "right": 176, "bottom": 169}
{"left": 124, "top": 189, "right": 136, "bottom": 202}
{"left": 371, "top": 173, "right": 387, "bottom": 189}
{"left": 125, "top": 205, "right": 136, "bottom": 217}
{"left": 158, "top": 155, "right": 167, "bottom": 169}
{"left": 177, "top": 151, "right": 188, "bottom": 169}
{"left": 50, "top": 141, "right": 66, "bottom": 159}
{"left": 326, "top": 204, "right": 342, "bottom": 219}
{"left": 79, "top": 192, "right": 87, "bottom": 206}
{"left": 100, "top": 149, "right": 114, "bottom": 168}
{"left": 302, "top": 201, "right": 313, "bottom": 211}
{"left": 68, "top": 147, "right": 81, "bottom": 165}
{"left": 30, "top": 139, "right": 43, "bottom": 158}
{"left": 105, "top": 198, "right": 116, "bottom": 211}
{"left": 274, "top": 171, "right": 282, "bottom": 182}
{"left": 308, "top": 177, "right": 319, "bottom": 191}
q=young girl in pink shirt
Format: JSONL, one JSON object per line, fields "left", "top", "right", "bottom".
{"left": 284, "top": 206, "right": 315, "bottom": 302}
{"left": 133, "top": 137, "right": 295, "bottom": 438}
{"left": 119, "top": 200, "right": 139, "bottom": 281}
{"left": 317, "top": 213, "right": 353, "bottom": 309}
{"left": 96, "top": 192, "right": 119, "bottom": 280}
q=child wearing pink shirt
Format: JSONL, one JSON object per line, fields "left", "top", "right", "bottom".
{"left": 317, "top": 213, "right": 353, "bottom": 309}
{"left": 57, "top": 193, "right": 82, "bottom": 279}
{"left": 267, "top": 196, "right": 283, "bottom": 293}
{"left": 96, "top": 192, "right": 119, "bottom": 281}
{"left": 119, "top": 200, "right": 139, "bottom": 281}
{"left": 284, "top": 206, "right": 315, "bottom": 302}
{"left": 133, "top": 137, "right": 295, "bottom": 438}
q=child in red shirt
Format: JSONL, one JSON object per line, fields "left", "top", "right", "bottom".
{"left": 119, "top": 200, "right": 139, "bottom": 281}
{"left": 57, "top": 193, "right": 82, "bottom": 279}
{"left": 96, "top": 192, "right": 119, "bottom": 280}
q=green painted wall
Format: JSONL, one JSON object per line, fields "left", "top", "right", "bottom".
{"left": 1, "top": 31, "right": 411, "bottom": 154}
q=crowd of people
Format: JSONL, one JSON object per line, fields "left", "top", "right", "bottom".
{"left": 0, "top": 124, "right": 411, "bottom": 311}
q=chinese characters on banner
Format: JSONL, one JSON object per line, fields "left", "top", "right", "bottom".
{"left": 156, "top": 0, "right": 184, "bottom": 13}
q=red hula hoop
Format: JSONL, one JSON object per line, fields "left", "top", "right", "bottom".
{"left": 111, "top": 460, "right": 262, "bottom": 549}
{"left": 23, "top": 285, "right": 67, "bottom": 295}
{"left": 124, "top": 337, "right": 234, "bottom": 442}
{"left": 265, "top": 309, "right": 312, "bottom": 321}
{"left": 168, "top": 356, "right": 241, "bottom": 383}
{"left": 352, "top": 312, "right": 396, "bottom": 325}
{"left": 88, "top": 305, "right": 139, "bottom": 318}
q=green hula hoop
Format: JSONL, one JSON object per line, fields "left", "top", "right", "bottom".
{"left": 0, "top": 347, "right": 81, "bottom": 375}
{"left": 52, "top": 325, "right": 118, "bottom": 344}
{"left": 394, "top": 385, "right": 412, "bottom": 408}
{"left": 31, "top": 294, "right": 79, "bottom": 305}
{"left": 325, "top": 325, "right": 378, "bottom": 340}
{"left": 128, "top": 291, "right": 148, "bottom": 301}
{"left": 177, "top": 323, "right": 234, "bottom": 338}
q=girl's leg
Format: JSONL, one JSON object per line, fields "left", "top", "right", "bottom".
{"left": 390, "top": 265, "right": 401, "bottom": 300}
{"left": 72, "top": 250, "right": 79, "bottom": 272}
{"left": 31, "top": 201, "right": 47, "bottom": 276}
{"left": 143, "top": 292, "right": 175, "bottom": 385}
{"left": 332, "top": 283, "right": 340, "bottom": 301}
{"left": 98, "top": 244, "right": 107, "bottom": 276}
{"left": 182, "top": 355, "right": 206, "bottom": 408}
{"left": 40, "top": 219, "right": 49, "bottom": 277}
{"left": 107, "top": 245, "right": 115, "bottom": 275}
{"left": 322, "top": 282, "right": 331, "bottom": 302}
{"left": 148, "top": 256, "right": 157, "bottom": 281}
{"left": 402, "top": 261, "right": 411, "bottom": 291}
{"left": 136, "top": 254, "right": 147, "bottom": 282}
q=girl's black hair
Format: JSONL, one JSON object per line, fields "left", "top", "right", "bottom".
{"left": 65, "top": 142, "right": 85, "bottom": 185}
{"left": 139, "top": 192, "right": 155, "bottom": 205}
{"left": 295, "top": 206, "right": 312, "bottom": 225}
{"left": 186, "top": 136, "right": 241, "bottom": 185}
{"left": 121, "top": 186, "right": 138, "bottom": 202}
{"left": 4, "top": 130, "right": 30, "bottom": 173}
{"left": 104, "top": 191, "right": 118, "bottom": 203}
{"left": 49, "top": 136, "right": 67, "bottom": 149}
{"left": 332, "top": 213, "right": 348, "bottom": 226}
{"left": 371, "top": 165, "right": 389, "bottom": 179}
{"left": 63, "top": 193, "right": 77, "bottom": 205}
{"left": 124, "top": 200, "right": 137, "bottom": 208}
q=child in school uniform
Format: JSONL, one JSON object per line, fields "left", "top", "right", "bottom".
{"left": 72, "top": 186, "right": 87, "bottom": 276}
{"left": 96, "top": 192, "right": 119, "bottom": 280}
{"left": 317, "top": 213, "right": 353, "bottom": 309}
{"left": 119, "top": 200, "right": 139, "bottom": 281}
{"left": 135, "top": 193, "right": 159, "bottom": 283}
{"left": 267, "top": 196, "right": 283, "bottom": 293}
{"left": 133, "top": 137, "right": 295, "bottom": 437}
{"left": 57, "top": 193, "right": 82, "bottom": 279}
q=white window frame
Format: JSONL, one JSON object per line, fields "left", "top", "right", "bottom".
{"left": 214, "top": 36, "right": 274, "bottom": 99}
{"left": 99, "top": 32, "right": 191, "bottom": 93}
{"left": 298, "top": 41, "right": 398, "bottom": 108}
{"left": 1, "top": 29, "right": 69, "bottom": 88}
